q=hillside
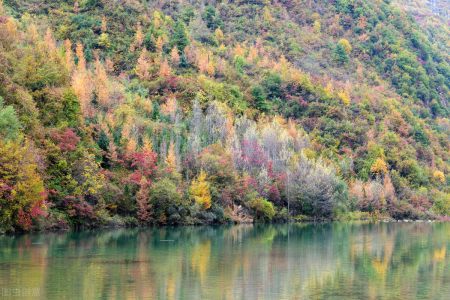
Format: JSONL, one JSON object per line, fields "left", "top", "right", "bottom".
{"left": 0, "top": 0, "right": 449, "bottom": 232}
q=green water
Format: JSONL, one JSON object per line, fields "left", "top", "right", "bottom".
{"left": 0, "top": 223, "right": 449, "bottom": 299}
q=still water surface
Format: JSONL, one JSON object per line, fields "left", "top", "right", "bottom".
{"left": 0, "top": 223, "right": 449, "bottom": 299}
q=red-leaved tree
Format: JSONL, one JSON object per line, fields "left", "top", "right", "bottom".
{"left": 127, "top": 150, "right": 158, "bottom": 184}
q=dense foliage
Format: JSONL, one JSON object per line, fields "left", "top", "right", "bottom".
{"left": 0, "top": 0, "right": 448, "bottom": 232}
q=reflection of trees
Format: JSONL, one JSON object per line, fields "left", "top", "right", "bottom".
{"left": 0, "top": 223, "right": 449, "bottom": 299}
{"left": 305, "top": 223, "right": 450, "bottom": 299}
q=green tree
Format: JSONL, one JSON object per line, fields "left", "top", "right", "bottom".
{"left": 0, "top": 97, "right": 21, "bottom": 141}
{"left": 171, "top": 20, "right": 189, "bottom": 51}
{"left": 203, "top": 6, "right": 222, "bottom": 30}
{"left": 60, "top": 89, "right": 81, "bottom": 127}
{"left": 251, "top": 86, "right": 271, "bottom": 112}
{"left": 333, "top": 43, "right": 349, "bottom": 64}
{"left": 150, "top": 178, "right": 183, "bottom": 224}
{"left": 262, "top": 73, "right": 283, "bottom": 100}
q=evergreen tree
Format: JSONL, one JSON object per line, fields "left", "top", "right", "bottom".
{"left": 171, "top": 20, "right": 189, "bottom": 52}
{"left": 333, "top": 43, "right": 349, "bottom": 64}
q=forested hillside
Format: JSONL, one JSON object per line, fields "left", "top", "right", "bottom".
{"left": 0, "top": 0, "right": 449, "bottom": 232}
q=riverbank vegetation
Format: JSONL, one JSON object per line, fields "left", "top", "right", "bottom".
{"left": 0, "top": 0, "right": 449, "bottom": 233}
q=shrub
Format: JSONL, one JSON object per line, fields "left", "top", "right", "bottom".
{"left": 432, "top": 192, "right": 450, "bottom": 216}
{"left": 150, "top": 178, "right": 183, "bottom": 224}
{"left": 249, "top": 197, "right": 275, "bottom": 222}
{"left": 289, "top": 154, "right": 347, "bottom": 219}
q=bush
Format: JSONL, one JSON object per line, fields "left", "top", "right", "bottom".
{"left": 249, "top": 197, "right": 275, "bottom": 222}
{"left": 262, "top": 73, "right": 283, "bottom": 100}
{"left": 252, "top": 85, "right": 271, "bottom": 112}
{"left": 334, "top": 211, "right": 372, "bottom": 221}
{"left": 289, "top": 154, "right": 347, "bottom": 219}
{"left": 273, "top": 207, "right": 289, "bottom": 222}
{"left": 432, "top": 192, "right": 450, "bottom": 216}
{"left": 150, "top": 178, "right": 183, "bottom": 224}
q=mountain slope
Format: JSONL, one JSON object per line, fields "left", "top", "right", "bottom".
{"left": 0, "top": 0, "right": 449, "bottom": 232}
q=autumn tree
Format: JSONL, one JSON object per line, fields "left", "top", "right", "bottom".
{"left": 72, "top": 42, "right": 92, "bottom": 116}
{"left": 98, "top": 33, "right": 110, "bottom": 48}
{"left": 370, "top": 158, "right": 388, "bottom": 177}
{"left": 197, "top": 51, "right": 215, "bottom": 76}
{"left": 136, "top": 49, "right": 151, "bottom": 80}
{"left": 214, "top": 28, "right": 224, "bottom": 44}
{"left": 337, "top": 90, "right": 351, "bottom": 106}
{"left": 247, "top": 45, "right": 258, "bottom": 63}
{"left": 98, "top": 16, "right": 110, "bottom": 48}
{"left": 75, "top": 152, "right": 105, "bottom": 199}
{"left": 0, "top": 140, "right": 46, "bottom": 232}
{"left": 159, "top": 58, "right": 171, "bottom": 77}
{"left": 44, "top": 28, "right": 57, "bottom": 55}
{"left": 187, "top": 99, "right": 204, "bottom": 157}
{"left": 106, "top": 139, "right": 119, "bottom": 165}
{"left": 263, "top": 6, "right": 274, "bottom": 23}
{"left": 165, "top": 141, "right": 177, "bottom": 173}
{"left": 190, "top": 170, "right": 212, "bottom": 210}
{"left": 338, "top": 38, "right": 352, "bottom": 54}
{"left": 152, "top": 10, "right": 163, "bottom": 29}
{"left": 51, "top": 128, "right": 80, "bottom": 152}
{"left": 94, "top": 57, "right": 110, "bottom": 107}
{"left": 170, "top": 46, "right": 180, "bottom": 66}
{"left": 156, "top": 35, "right": 165, "bottom": 53}
{"left": 135, "top": 23, "right": 144, "bottom": 49}
{"left": 128, "top": 148, "right": 158, "bottom": 184}
{"left": 313, "top": 20, "right": 321, "bottom": 33}
{"left": 64, "top": 39, "right": 75, "bottom": 73}
{"left": 136, "top": 177, "right": 151, "bottom": 223}
{"left": 75, "top": 42, "right": 86, "bottom": 71}
{"left": 433, "top": 170, "right": 445, "bottom": 184}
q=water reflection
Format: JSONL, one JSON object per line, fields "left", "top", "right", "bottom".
{"left": 0, "top": 223, "right": 449, "bottom": 299}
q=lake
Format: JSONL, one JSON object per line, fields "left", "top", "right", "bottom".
{"left": 0, "top": 223, "right": 449, "bottom": 299}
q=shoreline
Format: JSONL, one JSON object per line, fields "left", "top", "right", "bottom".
{"left": 3, "top": 218, "right": 445, "bottom": 236}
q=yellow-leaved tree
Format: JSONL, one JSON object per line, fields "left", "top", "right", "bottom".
{"left": 0, "top": 140, "right": 46, "bottom": 232}
{"left": 165, "top": 142, "right": 177, "bottom": 172}
{"left": 338, "top": 38, "right": 352, "bottom": 54}
{"left": 433, "top": 170, "right": 445, "bottom": 184}
{"left": 370, "top": 158, "right": 388, "bottom": 176}
{"left": 170, "top": 46, "right": 180, "bottom": 66}
{"left": 190, "top": 170, "right": 211, "bottom": 209}
{"left": 159, "top": 58, "right": 171, "bottom": 77}
{"left": 136, "top": 49, "right": 151, "bottom": 80}
{"left": 337, "top": 90, "right": 351, "bottom": 106}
